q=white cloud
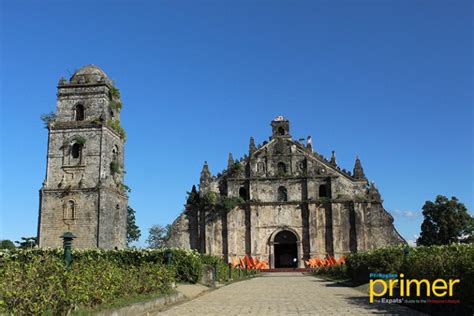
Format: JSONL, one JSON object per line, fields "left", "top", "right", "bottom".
{"left": 393, "top": 209, "right": 417, "bottom": 218}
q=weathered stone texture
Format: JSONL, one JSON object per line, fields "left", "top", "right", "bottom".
{"left": 168, "top": 116, "right": 405, "bottom": 267}
{"left": 38, "top": 65, "right": 127, "bottom": 249}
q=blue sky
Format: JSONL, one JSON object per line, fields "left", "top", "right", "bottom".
{"left": 1, "top": 0, "right": 472, "bottom": 247}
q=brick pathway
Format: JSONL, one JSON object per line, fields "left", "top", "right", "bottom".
{"left": 159, "top": 272, "right": 423, "bottom": 315}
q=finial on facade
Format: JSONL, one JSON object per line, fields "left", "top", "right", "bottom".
{"left": 200, "top": 161, "right": 211, "bottom": 187}
{"left": 353, "top": 155, "right": 366, "bottom": 180}
{"left": 58, "top": 77, "right": 68, "bottom": 86}
{"left": 201, "top": 161, "right": 210, "bottom": 176}
{"left": 368, "top": 181, "right": 382, "bottom": 202}
{"left": 249, "top": 137, "right": 256, "bottom": 155}
{"left": 307, "top": 136, "right": 313, "bottom": 152}
{"left": 227, "top": 153, "right": 234, "bottom": 169}
{"left": 330, "top": 151, "right": 337, "bottom": 166}
{"left": 200, "top": 161, "right": 212, "bottom": 193}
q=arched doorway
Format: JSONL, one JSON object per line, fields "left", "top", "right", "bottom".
{"left": 273, "top": 230, "right": 298, "bottom": 268}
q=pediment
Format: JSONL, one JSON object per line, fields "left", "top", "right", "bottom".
{"left": 251, "top": 137, "right": 354, "bottom": 180}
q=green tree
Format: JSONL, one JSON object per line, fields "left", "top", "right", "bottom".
{"left": 15, "top": 237, "right": 38, "bottom": 249}
{"left": 126, "top": 206, "right": 141, "bottom": 246}
{"left": 0, "top": 239, "right": 16, "bottom": 250}
{"left": 417, "top": 195, "right": 473, "bottom": 246}
{"left": 40, "top": 112, "right": 56, "bottom": 128}
{"left": 146, "top": 224, "right": 171, "bottom": 249}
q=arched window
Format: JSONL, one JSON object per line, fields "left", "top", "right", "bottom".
{"left": 112, "top": 145, "right": 119, "bottom": 162}
{"left": 239, "top": 187, "right": 248, "bottom": 200}
{"left": 319, "top": 184, "right": 327, "bottom": 198}
{"left": 71, "top": 143, "right": 82, "bottom": 159}
{"left": 278, "top": 127, "right": 285, "bottom": 135}
{"left": 75, "top": 104, "right": 85, "bottom": 121}
{"left": 277, "top": 186, "right": 288, "bottom": 202}
{"left": 64, "top": 200, "right": 76, "bottom": 220}
{"left": 277, "top": 162, "right": 287, "bottom": 175}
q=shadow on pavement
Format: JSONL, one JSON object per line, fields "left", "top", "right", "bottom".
{"left": 315, "top": 279, "right": 425, "bottom": 315}
{"left": 340, "top": 295, "right": 424, "bottom": 315}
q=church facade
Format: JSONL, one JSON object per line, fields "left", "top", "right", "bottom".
{"left": 37, "top": 65, "right": 128, "bottom": 249}
{"left": 167, "top": 116, "right": 405, "bottom": 268}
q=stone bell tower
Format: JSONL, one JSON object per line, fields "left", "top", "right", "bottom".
{"left": 38, "top": 65, "right": 128, "bottom": 249}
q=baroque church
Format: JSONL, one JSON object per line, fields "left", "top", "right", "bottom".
{"left": 37, "top": 65, "right": 404, "bottom": 258}
{"left": 167, "top": 116, "right": 405, "bottom": 268}
{"left": 38, "top": 65, "right": 127, "bottom": 249}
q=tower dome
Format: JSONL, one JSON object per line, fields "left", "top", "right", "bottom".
{"left": 70, "top": 64, "right": 109, "bottom": 84}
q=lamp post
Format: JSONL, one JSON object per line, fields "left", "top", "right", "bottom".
{"left": 165, "top": 249, "right": 173, "bottom": 267}
{"left": 228, "top": 263, "right": 232, "bottom": 281}
{"left": 403, "top": 245, "right": 410, "bottom": 258}
{"left": 60, "top": 232, "right": 76, "bottom": 268}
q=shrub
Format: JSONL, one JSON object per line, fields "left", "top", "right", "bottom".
{"left": 109, "top": 86, "right": 121, "bottom": 100}
{"left": 201, "top": 254, "right": 228, "bottom": 281}
{"left": 402, "top": 244, "right": 474, "bottom": 306}
{"left": 312, "top": 264, "right": 348, "bottom": 279}
{"left": 350, "top": 246, "right": 405, "bottom": 272}
{"left": 165, "top": 248, "right": 203, "bottom": 283}
{"left": 107, "top": 119, "right": 126, "bottom": 140}
{"left": 345, "top": 244, "right": 474, "bottom": 306}
{"left": 110, "top": 161, "right": 121, "bottom": 174}
{"left": 0, "top": 248, "right": 203, "bottom": 314}
{"left": 40, "top": 112, "right": 56, "bottom": 128}
{"left": 0, "top": 253, "right": 175, "bottom": 314}
{"left": 0, "top": 248, "right": 239, "bottom": 314}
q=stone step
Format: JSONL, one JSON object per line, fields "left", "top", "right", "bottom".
{"left": 260, "top": 268, "right": 311, "bottom": 273}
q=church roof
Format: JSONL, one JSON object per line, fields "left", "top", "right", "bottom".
{"left": 70, "top": 64, "right": 109, "bottom": 83}
{"left": 206, "top": 117, "right": 368, "bottom": 183}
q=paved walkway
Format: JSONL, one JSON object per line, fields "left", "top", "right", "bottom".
{"left": 159, "top": 273, "right": 423, "bottom": 315}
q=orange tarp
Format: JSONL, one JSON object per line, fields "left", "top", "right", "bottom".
{"left": 230, "top": 255, "right": 269, "bottom": 269}
{"left": 305, "top": 255, "right": 346, "bottom": 268}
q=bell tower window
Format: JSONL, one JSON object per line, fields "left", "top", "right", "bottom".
{"left": 277, "top": 186, "right": 288, "bottom": 202}
{"left": 74, "top": 104, "right": 85, "bottom": 121}
{"left": 112, "top": 145, "right": 119, "bottom": 162}
{"left": 271, "top": 115, "right": 290, "bottom": 138}
{"left": 71, "top": 143, "right": 82, "bottom": 159}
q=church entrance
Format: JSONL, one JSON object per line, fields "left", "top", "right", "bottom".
{"left": 273, "top": 230, "right": 298, "bottom": 268}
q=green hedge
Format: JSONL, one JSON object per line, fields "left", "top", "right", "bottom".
{"left": 0, "top": 248, "right": 203, "bottom": 283}
{"left": 345, "top": 244, "right": 474, "bottom": 305}
{"left": 0, "top": 248, "right": 258, "bottom": 314}
{"left": 200, "top": 254, "right": 260, "bottom": 282}
{"left": 312, "top": 264, "right": 347, "bottom": 280}
{"left": 0, "top": 247, "right": 208, "bottom": 314}
{"left": 0, "top": 252, "right": 174, "bottom": 314}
